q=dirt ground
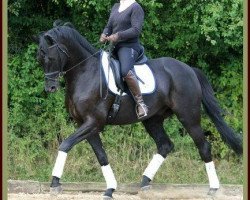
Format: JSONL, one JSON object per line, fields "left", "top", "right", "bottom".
{"left": 8, "top": 192, "right": 140, "bottom": 200}
{"left": 8, "top": 186, "right": 243, "bottom": 200}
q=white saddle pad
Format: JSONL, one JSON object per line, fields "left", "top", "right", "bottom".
{"left": 101, "top": 51, "right": 156, "bottom": 96}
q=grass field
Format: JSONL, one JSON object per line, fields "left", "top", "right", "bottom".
{"left": 8, "top": 122, "right": 243, "bottom": 185}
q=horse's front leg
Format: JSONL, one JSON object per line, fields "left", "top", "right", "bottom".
{"left": 87, "top": 134, "right": 117, "bottom": 200}
{"left": 50, "top": 117, "right": 99, "bottom": 194}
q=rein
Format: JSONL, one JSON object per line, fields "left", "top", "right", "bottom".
{"left": 44, "top": 41, "right": 114, "bottom": 100}
{"left": 63, "top": 49, "right": 101, "bottom": 75}
{"left": 44, "top": 43, "right": 102, "bottom": 80}
{"left": 62, "top": 42, "right": 112, "bottom": 76}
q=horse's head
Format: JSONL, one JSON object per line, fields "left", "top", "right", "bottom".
{"left": 35, "top": 32, "right": 69, "bottom": 92}
{"left": 35, "top": 21, "right": 98, "bottom": 92}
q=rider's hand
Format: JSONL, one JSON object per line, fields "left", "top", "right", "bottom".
{"left": 107, "top": 33, "right": 119, "bottom": 43}
{"left": 100, "top": 33, "right": 108, "bottom": 43}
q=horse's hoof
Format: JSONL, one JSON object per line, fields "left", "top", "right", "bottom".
{"left": 140, "top": 185, "right": 152, "bottom": 191}
{"left": 50, "top": 185, "right": 63, "bottom": 196}
{"left": 207, "top": 188, "right": 218, "bottom": 196}
{"left": 103, "top": 195, "right": 113, "bottom": 200}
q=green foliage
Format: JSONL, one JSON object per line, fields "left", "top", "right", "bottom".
{"left": 8, "top": 0, "right": 71, "bottom": 54}
{"left": 8, "top": 0, "right": 243, "bottom": 184}
{"left": 8, "top": 44, "right": 76, "bottom": 180}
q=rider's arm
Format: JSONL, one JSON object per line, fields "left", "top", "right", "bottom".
{"left": 117, "top": 4, "right": 144, "bottom": 41}
{"left": 102, "top": 4, "right": 118, "bottom": 36}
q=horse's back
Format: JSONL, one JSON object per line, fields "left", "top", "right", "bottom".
{"left": 150, "top": 56, "right": 201, "bottom": 91}
{"left": 147, "top": 56, "right": 202, "bottom": 107}
{"left": 149, "top": 57, "right": 196, "bottom": 78}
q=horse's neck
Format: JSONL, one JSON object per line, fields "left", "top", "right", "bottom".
{"left": 65, "top": 57, "right": 99, "bottom": 96}
{"left": 63, "top": 40, "right": 100, "bottom": 101}
{"left": 65, "top": 43, "right": 93, "bottom": 72}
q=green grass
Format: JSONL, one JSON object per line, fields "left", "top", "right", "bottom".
{"left": 8, "top": 123, "right": 243, "bottom": 185}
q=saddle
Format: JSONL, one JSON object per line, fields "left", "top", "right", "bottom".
{"left": 101, "top": 46, "right": 149, "bottom": 120}
{"left": 109, "top": 46, "right": 148, "bottom": 92}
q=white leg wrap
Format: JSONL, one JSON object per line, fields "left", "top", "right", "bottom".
{"left": 101, "top": 164, "right": 117, "bottom": 189}
{"left": 143, "top": 154, "right": 165, "bottom": 180}
{"left": 52, "top": 151, "right": 67, "bottom": 178}
{"left": 205, "top": 161, "right": 220, "bottom": 189}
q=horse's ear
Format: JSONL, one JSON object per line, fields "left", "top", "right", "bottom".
{"left": 53, "top": 19, "right": 64, "bottom": 27}
{"left": 44, "top": 34, "right": 55, "bottom": 46}
{"left": 64, "top": 22, "right": 75, "bottom": 29}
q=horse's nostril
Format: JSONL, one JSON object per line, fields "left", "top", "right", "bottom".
{"left": 50, "top": 86, "right": 57, "bottom": 92}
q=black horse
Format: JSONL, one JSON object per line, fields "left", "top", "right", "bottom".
{"left": 35, "top": 22, "right": 242, "bottom": 199}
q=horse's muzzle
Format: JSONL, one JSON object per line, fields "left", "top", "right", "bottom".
{"left": 45, "top": 80, "right": 59, "bottom": 93}
{"left": 45, "top": 85, "right": 58, "bottom": 93}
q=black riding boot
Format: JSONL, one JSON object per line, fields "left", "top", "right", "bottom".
{"left": 124, "top": 70, "right": 148, "bottom": 118}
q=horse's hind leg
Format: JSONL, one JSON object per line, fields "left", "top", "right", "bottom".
{"left": 173, "top": 103, "right": 220, "bottom": 195}
{"left": 141, "top": 116, "right": 174, "bottom": 189}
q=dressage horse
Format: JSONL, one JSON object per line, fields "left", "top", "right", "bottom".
{"left": 35, "top": 22, "right": 242, "bottom": 199}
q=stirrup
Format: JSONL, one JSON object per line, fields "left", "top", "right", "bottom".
{"left": 136, "top": 103, "right": 148, "bottom": 119}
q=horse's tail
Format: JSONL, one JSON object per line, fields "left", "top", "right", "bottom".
{"left": 192, "top": 67, "right": 243, "bottom": 155}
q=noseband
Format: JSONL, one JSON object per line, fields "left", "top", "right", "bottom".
{"left": 44, "top": 43, "right": 70, "bottom": 81}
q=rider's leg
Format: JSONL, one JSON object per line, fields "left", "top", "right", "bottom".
{"left": 118, "top": 47, "right": 138, "bottom": 78}
{"left": 117, "top": 47, "right": 148, "bottom": 118}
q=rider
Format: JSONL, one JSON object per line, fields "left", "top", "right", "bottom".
{"left": 100, "top": 0, "right": 148, "bottom": 119}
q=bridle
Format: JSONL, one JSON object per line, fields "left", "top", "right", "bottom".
{"left": 44, "top": 40, "right": 102, "bottom": 81}
{"left": 44, "top": 43, "right": 70, "bottom": 81}
{"left": 42, "top": 38, "right": 113, "bottom": 98}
